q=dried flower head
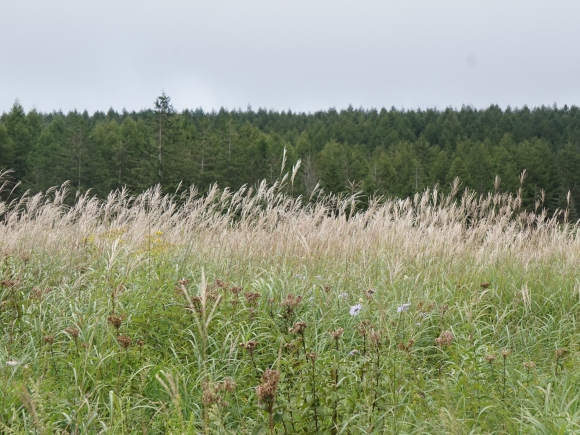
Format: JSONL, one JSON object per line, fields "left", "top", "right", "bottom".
{"left": 185, "top": 296, "right": 202, "bottom": 313}
{"left": 435, "top": 330, "right": 454, "bottom": 347}
{"left": 244, "top": 292, "right": 261, "bottom": 306}
{"left": 480, "top": 282, "right": 491, "bottom": 289}
{"left": 439, "top": 304, "right": 449, "bottom": 316}
{"left": 30, "top": 287, "right": 51, "bottom": 300}
{"left": 202, "top": 382, "right": 228, "bottom": 407}
{"left": 330, "top": 328, "right": 344, "bottom": 340}
{"left": 136, "top": 339, "right": 145, "bottom": 347}
{"left": 485, "top": 354, "right": 497, "bottom": 363}
{"left": 355, "top": 320, "right": 372, "bottom": 337}
{"left": 256, "top": 369, "right": 281, "bottom": 404}
{"left": 240, "top": 340, "right": 258, "bottom": 355}
{"left": 64, "top": 327, "right": 79, "bottom": 339}
{"left": 501, "top": 349, "right": 512, "bottom": 358}
{"left": 107, "top": 315, "right": 123, "bottom": 330}
{"left": 43, "top": 335, "right": 55, "bottom": 345}
{"left": 218, "top": 378, "right": 237, "bottom": 393}
{"left": 397, "top": 339, "right": 414, "bottom": 353}
{"left": 370, "top": 330, "right": 383, "bottom": 347}
{"left": 215, "top": 279, "right": 227, "bottom": 288}
{"left": 281, "top": 294, "right": 303, "bottom": 312}
{"left": 523, "top": 361, "right": 536, "bottom": 370}
{"left": 1, "top": 279, "right": 21, "bottom": 288}
{"left": 285, "top": 339, "right": 301, "bottom": 353}
{"left": 230, "top": 286, "right": 243, "bottom": 296}
{"left": 289, "top": 321, "right": 307, "bottom": 335}
{"left": 555, "top": 348, "right": 568, "bottom": 360}
{"left": 306, "top": 352, "right": 318, "bottom": 363}
{"left": 117, "top": 335, "right": 132, "bottom": 349}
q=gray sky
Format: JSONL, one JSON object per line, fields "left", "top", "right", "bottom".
{"left": 2, "top": 0, "right": 579, "bottom": 114}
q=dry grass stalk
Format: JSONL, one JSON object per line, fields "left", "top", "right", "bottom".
{"left": 0, "top": 172, "right": 577, "bottom": 291}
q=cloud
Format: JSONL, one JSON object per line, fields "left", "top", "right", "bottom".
{"left": 1, "top": 0, "right": 579, "bottom": 113}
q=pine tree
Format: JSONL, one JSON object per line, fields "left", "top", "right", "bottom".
{"left": 154, "top": 91, "right": 174, "bottom": 184}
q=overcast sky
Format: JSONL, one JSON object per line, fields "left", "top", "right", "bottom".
{"left": 1, "top": 0, "right": 579, "bottom": 114}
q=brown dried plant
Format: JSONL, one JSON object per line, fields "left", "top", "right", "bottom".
{"left": 256, "top": 369, "right": 281, "bottom": 435}
{"left": 244, "top": 292, "right": 261, "bottom": 306}
{"left": 117, "top": 335, "right": 131, "bottom": 350}
{"left": 435, "top": 330, "right": 454, "bottom": 347}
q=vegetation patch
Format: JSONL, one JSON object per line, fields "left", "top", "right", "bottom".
{"left": 1, "top": 171, "right": 580, "bottom": 433}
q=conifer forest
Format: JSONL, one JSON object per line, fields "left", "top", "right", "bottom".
{"left": 2, "top": 95, "right": 580, "bottom": 216}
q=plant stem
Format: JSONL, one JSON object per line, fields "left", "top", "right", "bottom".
{"left": 311, "top": 359, "right": 319, "bottom": 433}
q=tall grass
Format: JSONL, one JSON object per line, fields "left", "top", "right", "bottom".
{"left": 1, "top": 166, "right": 580, "bottom": 434}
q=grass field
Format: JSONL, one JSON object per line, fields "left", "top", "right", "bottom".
{"left": 1, "top": 169, "right": 580, "bottom": 434}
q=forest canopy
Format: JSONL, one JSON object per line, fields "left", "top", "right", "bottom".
{"left": 1, "top": 94, "right": 580, "bottom": 217}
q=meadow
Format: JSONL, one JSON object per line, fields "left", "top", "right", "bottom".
{"left": 1, "top": 166, "right": 580, "bottom": 434}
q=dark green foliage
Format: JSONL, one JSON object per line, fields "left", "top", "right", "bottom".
{"left": 2, "top": 97, "right": 580, "bottom": 213}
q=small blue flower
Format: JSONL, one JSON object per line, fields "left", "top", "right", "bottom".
{"left": 397, "top": 303, "right": 411, "bottom": 313}
{"left": 350, "top": 304, "right": 362, "bottom": 316}
{"left": 338, "top": 293, "right": 349, "bottom": 299}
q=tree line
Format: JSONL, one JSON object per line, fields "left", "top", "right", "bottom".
{"left": 1, "top": 93, "right": 580, "bottom": 217}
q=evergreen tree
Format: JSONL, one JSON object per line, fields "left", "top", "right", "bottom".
{"left": 153, "top": 91, "right": 174, "bottom": 184}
